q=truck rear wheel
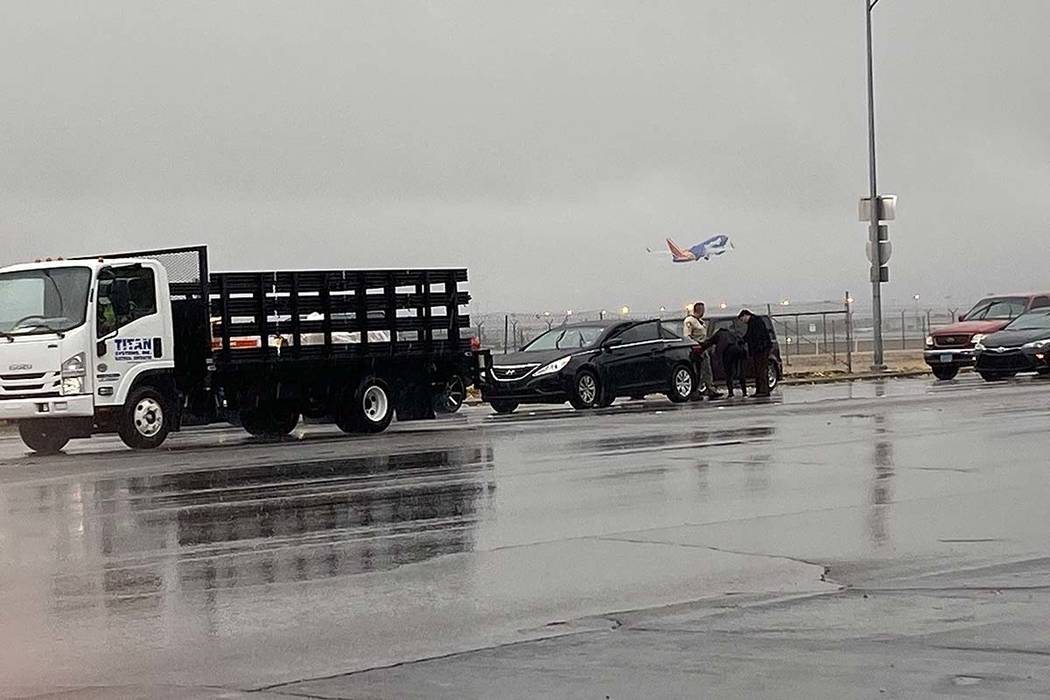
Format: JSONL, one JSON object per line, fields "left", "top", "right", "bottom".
{"left": 118, "top": 386, "right": 171, "bottom": 450}
{"left": 337, "top": 377, "right": 393, "bottom": 434}
{"left": 19, "top": 421, "right": 70, "bottom": 455}
{"left": 240, "top": 402, "right": 300, "bottom": 437}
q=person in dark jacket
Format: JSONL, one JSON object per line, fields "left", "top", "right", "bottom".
{"left": 711, "top": 326, "right": 748, "bottom": 397}
{"left": 739, "top": 309, "right": 773, "bottom": 396}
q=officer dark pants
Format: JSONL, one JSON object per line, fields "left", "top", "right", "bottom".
{"left": 751, "top": 350, "right": 771, "bottom": 396}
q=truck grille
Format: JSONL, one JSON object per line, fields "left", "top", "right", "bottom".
{"left": 934, "top": 334, "right": 972, "bottom": 348}
{"left": 976, "top": 349, "right": 1031, "bottom": 371}
{"left": 0, "top": 371, "right": 62, "bottom": 398}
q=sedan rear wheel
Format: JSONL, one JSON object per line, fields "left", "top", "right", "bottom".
{"left": 667, "top": 364, "right": 695, "bottom": 403}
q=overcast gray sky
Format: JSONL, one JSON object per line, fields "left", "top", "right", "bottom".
{"left": 2, "top": 1, "right": 1048, "bottom": 313}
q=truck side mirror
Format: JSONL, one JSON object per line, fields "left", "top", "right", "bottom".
{"left": 957, "top": 314, "right": 966, "bottom": 322}
{"left": 97, "top": 340, "right": 108, "bottom": 358}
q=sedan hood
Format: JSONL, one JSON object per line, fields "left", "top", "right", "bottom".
{"left": 494, "top": 348, "right": 593, "bottom": 367}
{"left": 980, "top": 327, "right": 1050, "bottom": 349}
{"left": 931, "top": 320, "right": 1012, "bottom": 337}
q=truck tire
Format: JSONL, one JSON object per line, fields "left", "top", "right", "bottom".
{"left": 667, "top": 363, "right": 695, "bottom": 403}
{"left": 434, "top": 375, "right": 467, "bottom": 414}
{"left": 240, "top": 402, "right": 300, "bottom": 437}
{"left": 337, "top": 377, "right": 394, "bottom": 434}
{"left": 489, "top": 400, "right": 518, "bottom": 414}
{"left": 118, "top": 386, "right": 171, "bottom": 450}
{"left": 932, "top": 365, "right": 959, "bottom": 381}
{"left": 19, "top": 421, "right": 70, "bottom": 455}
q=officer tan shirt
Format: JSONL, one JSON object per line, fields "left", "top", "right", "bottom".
{"left": 683, "top": 314, "right": 707, "bottom": 343}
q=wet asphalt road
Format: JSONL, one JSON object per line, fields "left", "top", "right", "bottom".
{"left": 3, "top": 374, "right": 1050, "bottom": 698}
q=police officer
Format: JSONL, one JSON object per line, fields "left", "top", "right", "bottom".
{"left": 683, "top": 302, "right": 723, "bottom": 399}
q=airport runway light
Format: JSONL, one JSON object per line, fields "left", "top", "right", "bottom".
{"left": 781, "top": 299, "right": 791, "bottom": 306}
{"left": 620, "top": 306, "right": 630, "bottom": 316}
{"left": 566, "top": 309, "right": 573, "bottom": 316}
{"left": 659, "top": 306, "right": 666, "bottom": 313}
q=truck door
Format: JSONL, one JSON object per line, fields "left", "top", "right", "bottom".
{"left": 94, "top": 263, "right": 172, "bottom": 406}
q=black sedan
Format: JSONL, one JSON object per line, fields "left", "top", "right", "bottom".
{"left": 974, "top": 310, "right": 1050, "bottom": 381}
{"left": 479, "top": 320, "right": 697, "bottom": 413}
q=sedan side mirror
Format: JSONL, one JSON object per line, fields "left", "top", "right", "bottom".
{"left": 603, "top": 338, "right": 624, "bottom": 352}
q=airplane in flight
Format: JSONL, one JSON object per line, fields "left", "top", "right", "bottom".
{"left": 650, "top": 234, "right": 733, "bottom": 263}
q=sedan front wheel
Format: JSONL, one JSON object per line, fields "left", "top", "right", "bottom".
{"left": 570, "top": 370, "right": 601, "bottom": 410}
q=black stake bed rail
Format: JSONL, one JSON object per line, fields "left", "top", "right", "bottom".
{"left": 210, "top": 268, "right": 471, "bottom": 363}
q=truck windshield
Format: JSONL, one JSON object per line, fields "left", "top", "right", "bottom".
{"left": 0, "top": 267, "right": 92, "bottom": 335}
{"left": 964, "top": 297, "right": 1028, "bottom": 321}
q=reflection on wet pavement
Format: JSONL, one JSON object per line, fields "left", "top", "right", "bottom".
{"left": 5, "top": 446, "right": 495, "bottom": 612}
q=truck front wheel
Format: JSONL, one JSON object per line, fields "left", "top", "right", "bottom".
{"left": 337, "top": 377, "right": 393, "bottom": 434}
{"left": 19, "top": 421, "right": 70, "bottom": 455}
{"left": 118, "top": 387, "right": 171, "bottom": 450}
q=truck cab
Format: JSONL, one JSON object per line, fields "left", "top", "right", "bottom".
{"left": 0, "top": 257, "right": 177, "bottom": 452}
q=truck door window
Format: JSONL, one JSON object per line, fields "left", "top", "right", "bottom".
{"left": 97, "top": 266, "right": 157, "bottom": 336}
{"left": 1031, "top": 297, "right": 1050, "bottom": 309}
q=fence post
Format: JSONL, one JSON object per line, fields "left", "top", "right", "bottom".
{"left": 900, "top": 310, "right": 906, "bottom": 350}
{"left": 845, "top": 291, "right": 853, "bottom": 374}
{"left": 831, "top": 318, "right": 838, "bottom": 364}
{"left": 504, "top": 315, "right": 510, "bottom": 354}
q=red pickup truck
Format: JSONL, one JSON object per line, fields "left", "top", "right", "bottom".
{"left": 925, "top": 294, "right": 1050, "bottom": 379}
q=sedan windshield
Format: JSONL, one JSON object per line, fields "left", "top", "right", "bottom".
{"left": 524, "top": 325, "right": 604, "bottom": 351}
{"left": 0, "top": 267, "right": 92, "bottom": 335}
{"left": 965, "top": 297, "right": 1028, "bottom": 321}
{"left": 1004, "top": 311, "right": 1050, "bottom": 332}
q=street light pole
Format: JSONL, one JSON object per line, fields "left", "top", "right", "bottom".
{"left": 865, "top": 0, "right": 886, "bottom": 370}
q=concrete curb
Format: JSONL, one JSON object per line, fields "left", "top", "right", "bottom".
{"left": 781, "top": 368, "right": 931, "bottom": 385}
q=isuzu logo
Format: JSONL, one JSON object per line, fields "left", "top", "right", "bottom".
{"left": 8, "top": 363, "right": 32, "bottom": 371}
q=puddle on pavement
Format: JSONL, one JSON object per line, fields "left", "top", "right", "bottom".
{"left": 1, "top": 445, "right": 495, "bottom": 609}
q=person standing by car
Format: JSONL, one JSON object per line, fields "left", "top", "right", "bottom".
{"left": 739, "top": 309, "right": 773, "bottom": 397}
{"left": 683, "top": 302, "right": 723, "bottom": 399}
{"left": 714, "top": 324, "right": 749, "bottom": 397}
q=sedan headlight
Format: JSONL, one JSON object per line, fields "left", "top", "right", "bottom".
{"left": 1022, "top": 338, "right": 1050, "bottom": 350}
{"left": 61, "top": 352, "right": 86, "bottom": 395}
{"left": 533, "top": 356, "right": 572, "bottom": 377}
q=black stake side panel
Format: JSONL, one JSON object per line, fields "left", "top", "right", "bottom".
{"left": 209, "top": 268, "right": 471, "bottom": 365}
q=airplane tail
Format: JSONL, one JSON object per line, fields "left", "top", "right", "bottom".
{"left": 666, "top": 238, "right": 691, "bottom": 261}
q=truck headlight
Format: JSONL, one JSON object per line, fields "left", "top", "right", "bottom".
{"left": 533, "top": 356, "right": 572, "bottom": 377}
{"left": 61, "top": 352, "right": 86, "bottom": 395}
{"left": 61, "top": 376, "right": 85, "bottom": 395}
{"left": 924, "top": 335, "right": 934, "bottom": 348}
{"left": 971, "top": 334, "right": 986, "bottom": 348}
